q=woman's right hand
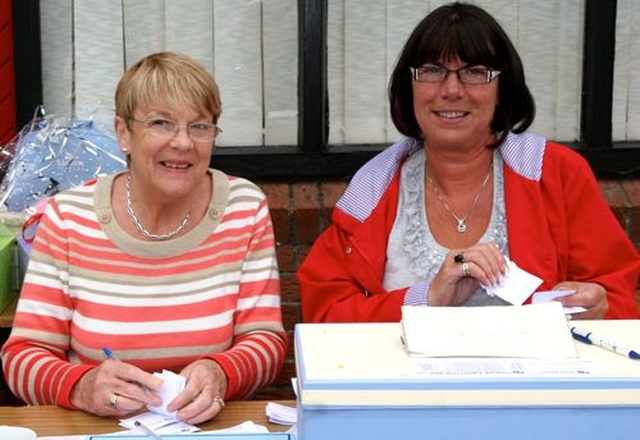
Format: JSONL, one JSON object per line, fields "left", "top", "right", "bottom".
{"left": 70, "top": 358, "right": 164, "bottom": 416}
{"left": 428, "top": 242, "right": 507, "bottom": 306}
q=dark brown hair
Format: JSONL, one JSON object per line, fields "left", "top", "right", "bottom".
{"left": 388, "top": 2, "right": 535, "bottom": 146}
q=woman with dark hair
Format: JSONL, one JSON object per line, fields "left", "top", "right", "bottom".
{"left": 298, "top": 2, "right": 639, "bottom": 322}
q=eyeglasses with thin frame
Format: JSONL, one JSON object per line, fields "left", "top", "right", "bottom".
{"left": 129, "top": 118, "right": 222, "bottom": 142}
{"left": 410, "top": 64, "right": 501, "bottom": 84}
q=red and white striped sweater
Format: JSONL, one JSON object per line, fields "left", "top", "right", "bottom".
{"left": 1, "top": 169, "right": 287, "bottom": 408}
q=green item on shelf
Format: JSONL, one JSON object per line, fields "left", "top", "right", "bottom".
{"left": 0, "top": 222, "right": 17, "bottom": 312}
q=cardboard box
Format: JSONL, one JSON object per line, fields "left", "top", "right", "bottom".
{"left": 295, "top": 321, "right": 640, "bottom": 440}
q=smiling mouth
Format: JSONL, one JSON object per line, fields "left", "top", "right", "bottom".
{"left": 435, "top": 111, "right": 468, "bottom": 119}
{"left": 161, "top": 161, "right": 191, "bottom": 169}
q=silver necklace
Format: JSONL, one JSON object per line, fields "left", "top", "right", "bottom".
{"left": 125, "top": 174, "right": 191, "bottom": 241}
{"left": 427, "top": 165, "right": 493, "bottom": 233}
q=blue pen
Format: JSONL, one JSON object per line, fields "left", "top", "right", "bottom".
{"left": 102, "top": 347, "right": 120, "bottom": 361}
{"left": 570, "top": 326, "right": 640, "bottom": 360}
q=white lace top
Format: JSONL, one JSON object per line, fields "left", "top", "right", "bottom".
{"left": 383, "top": 148, "right": 510, "bottom": 306}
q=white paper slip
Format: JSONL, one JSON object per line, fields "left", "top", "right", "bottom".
{"left": 401, "top": 302, "right": 578, "bottom": 359}
{"left": 266, "top": 401, "right": 297, "bottom": 425}
{"left": 119, "top": 411, "right": 199, "bottom": 435}
{"left": 147, "top": 369, "right": 186, "bottom": 417}
{"left": 200, "top": 421, "right": 270, "bottom": 434}
{"left": 532, "top": 289, "right": 587, "bottom": 314}
{"left": 483, "top": 258, "right": 543, "bottom": 305}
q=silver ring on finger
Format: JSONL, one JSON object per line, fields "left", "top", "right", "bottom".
{"left": 109, "top": 393, "right": 119, "bottom": 409}
{"left": 461, "top": 262, "right": 471, "bottom": 277}
{"left": 213, "top": 395, "right": 225, "bottom": 409}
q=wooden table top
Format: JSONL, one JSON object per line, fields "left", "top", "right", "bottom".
{"left": 0, "top": 400, "right": 295, "bottom": 437}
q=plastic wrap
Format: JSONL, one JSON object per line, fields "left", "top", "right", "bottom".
{"left": 0, "top": 106, "right": 126, "bottom": 213}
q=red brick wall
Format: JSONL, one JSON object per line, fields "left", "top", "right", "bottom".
{"left": 253, "top": 176, "right": 640, "bottom": 400}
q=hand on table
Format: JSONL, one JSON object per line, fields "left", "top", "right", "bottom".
{"left": 70, "top": 358, "right": 163, "bottom": 417}
{"left": 168, "top": 359, "right": 228, "bottom": 425}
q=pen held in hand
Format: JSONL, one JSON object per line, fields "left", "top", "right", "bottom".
{"left": 134, "top": 420, "right": 163, "bottom": 440}
{"left": 570, "top": 326, "right": 640, "bottom": 360}
{"left": 102, "top": 347, "right": 120, "bottom": 361}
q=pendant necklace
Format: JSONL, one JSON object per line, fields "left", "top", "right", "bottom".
{"left": 427, "top": 164, "right": 493, "bottom": 234}
{"left": 125, "top": 174, "right": 191, "bottom": 241}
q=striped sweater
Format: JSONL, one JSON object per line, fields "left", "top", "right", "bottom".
{"left": 1, "top": 169, "right": 287, "bottom": 407}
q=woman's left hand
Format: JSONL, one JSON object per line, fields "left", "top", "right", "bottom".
{"left": 167, "top": 359, "right": 228, "bottom": 424}
{"left": 552, "top": 281, "right": 608, "bottom": 319}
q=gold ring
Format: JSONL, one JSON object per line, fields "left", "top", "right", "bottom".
{"left": 109, "top": 393, "right": 119, "bottom": 409}
{"left": 213, "top": 396, "right": 225, "bottom": 409}
{"left": 461, "top": 262, "right": 471, "bottom": 277}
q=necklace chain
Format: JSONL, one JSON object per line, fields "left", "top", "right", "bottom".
{"left": 125, "top": 174, "right": 191, "bottom": 241}
{"left": 427, "top": 165, "right": 493, "bottom": 234}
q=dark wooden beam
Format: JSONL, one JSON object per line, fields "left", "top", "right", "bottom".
{"left": 298, "top": 0, "right": 328, "bottom": 153}
{"left": 581, "top": 0, "right": 616, "bottom": 148}
{"left": 12, "top": 0, "right": 42, "bottom": 128}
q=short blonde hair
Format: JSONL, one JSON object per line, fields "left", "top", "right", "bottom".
{"left": 115, "top": 51, "right": 221, "bottom": 123}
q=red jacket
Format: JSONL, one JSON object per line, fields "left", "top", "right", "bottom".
{"left": 298, "top": 134, "right": 640, "bottom": 322}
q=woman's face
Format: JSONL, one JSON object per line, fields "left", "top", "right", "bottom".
{"left": 115, "top": 104, "right": 214, "bottom": 199}
{"left": 412, "top": 57, "right": 499, "bottom": 151}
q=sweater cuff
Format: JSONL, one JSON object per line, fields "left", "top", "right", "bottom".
{"left": 55, "top": 364, "right": 96, "bottom": 409}
{"left": 202, "top": 353, "right": 235, "bottom": 400}
{"left": 404, "top": 282, "right": 430, "bottom": 306}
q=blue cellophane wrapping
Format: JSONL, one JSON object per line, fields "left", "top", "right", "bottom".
{"left": 0, "top": 108, "right": 126, "bottom": 212}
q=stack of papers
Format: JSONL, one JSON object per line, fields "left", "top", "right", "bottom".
{"left": 120, "top": 369, "right": 198, "bottom": 434}
{"left": 401, "top": 302, "right": 577, "bottom": 359}
{"left": 120, "top": 411, "right": 198, "bottom": 435}
{"left": 266, "top": 402, "right": 297, "bottom": 425}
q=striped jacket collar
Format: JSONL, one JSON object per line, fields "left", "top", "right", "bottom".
{"left": 336, "top": 131, "right": 546, "bottom": 222}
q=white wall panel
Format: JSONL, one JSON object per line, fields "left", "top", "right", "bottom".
{"left": 74, "top": 0, "right": 124, "bottom": 126}
{"left": 263, "top": 0, "right": 298, "bottom": 146}
{"left": 213, "top": 0, "right": 263, "bottom": 147}
{"left": 39, "top": 0, "right": 73, "bottom": 118}
{"left": 552, "top": 1, "right": 583, "bottom": 141}
{"left": 327, "top": 2, "right": 345, "bottom": 145}
{"left": 614, "top": 0, "right": 640, "bottom": 141}
{"left": 122, "top": 0, "right": 167, "bottom": 67}
{"left": 516, "top": 2, "right": 582, "bottom": 140}
{"left": 343, "top": 0, "right": 387, "bottom": 144}
{"left": 385, "top": 0, "right": 429, "bottom": 143}
{"left": 165, "top": 0, "right": 214, "bottom": 70}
